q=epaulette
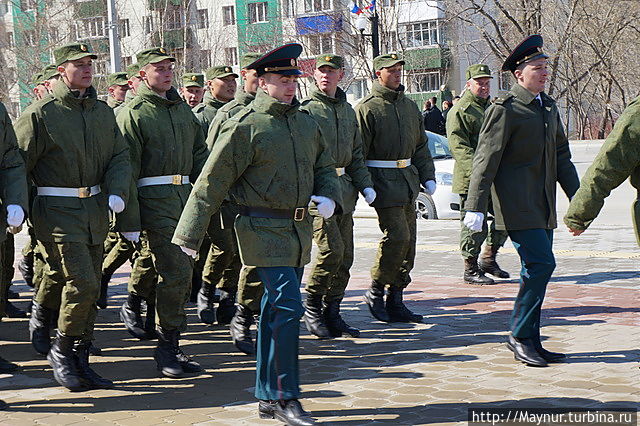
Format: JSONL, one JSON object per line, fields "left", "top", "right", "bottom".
{"left": 229, "top": 106, "right": 253, "bottom": 123}
{"left": 494, "top": 93, "right": 514, "bottom": 105}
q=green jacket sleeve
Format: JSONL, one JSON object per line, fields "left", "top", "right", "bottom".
{"left": 413, "top": 111, "right": 435, "bottom": 183}
{"left": 114, "top": 108, "right": 141, "bottom": 232}
{"left": 446, "top": 108, "right": 475, "bottom": 190}
{"left": 190, "top": 117, "right": 208, "bottom": 183}
{"left": 312, "top": 126, "right": 341, "bottom": 210}
{"left": 0, "top": 105, "right": 28, "bottom": 213}
{"left": 345, "top": 127, "right": 373, "bottom": 193}
{"left": 103, "top": 121, "right": 131, "bottom": 204}
{"left": 14, "top": 106, "right": 45, "bottom": 177}
{"left": 355, "top": 104, "right": 375, "bottom": 159}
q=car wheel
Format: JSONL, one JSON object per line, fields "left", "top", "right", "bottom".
{"left": 415, "top": 192, "right": 437, "bottom": 220}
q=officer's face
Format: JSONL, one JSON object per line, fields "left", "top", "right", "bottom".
{"left": 241, "top": 69, "right": 259, "bottom": 95}
{"left": 259, "top": 73, "right": 298, "bottom": 104}
{"left": 376, "top": 63, "right": 402, "bottom": 90}
{"left": 314, "top": 65, "right": 344, "bottom": 95}
{"left": 515, "top": 58, "right": 549, "bottom": 95}
{"left": 181, "top": 86, "right": 205, "bottom": 107}
{"left": 59, "top": 56, "right": 93, "bottom": 90}
{"left": 209, "top": 75, "right": 237, "bottom": 102}
{"left": 33, "top": 84, "right": 48, "bottom": 100}
{"left": 141, "top": 60, "right": 174, "bottom": 94}
{"left": 467, "top": 77, "right": 491, "bottom": 99}
{"left": 109, "top": 84, "right": 129, "bottom": 102}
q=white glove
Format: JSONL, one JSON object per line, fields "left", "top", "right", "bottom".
{"left": 180, "top": 246, "right": 197, "bottom": 259}
{"left": 121, "top": 231, "right": 140, "bottom": 243}
{"left": 7, "top": 225, "right": 22, "bottom": 235}
{"left": 363, "top": 187, "right": 377, "bottom": 205}
{"left": 6, "top": 205, "right": 24, "bottom": 227}
{"left": 423, "top": 180, "right": 437, "bottom": 196}
{"left": 108, "top": 195, "right": 125, "bottom": 213}
{"left": 310, "top": 195, "right": 336, "bottom": 219}
{"left": 463, "top": 211, "right": 484, "bottom": 232}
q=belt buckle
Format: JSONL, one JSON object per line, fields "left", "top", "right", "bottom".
{"left": 172, "top": 175, "right": 182, "bottom": 185}
{"left": 294, "top": 208, "right": 305, "bottom": 222}
{"left": 78, "top": 187, "right": 91, "bottom": 198}
{"left": 396, "top": 159, "right": 408, "bottom": 168}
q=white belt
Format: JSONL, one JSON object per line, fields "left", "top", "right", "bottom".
{"left": 336, "top": 167, "right": 346, "bottom": 176}
{"left": 366, "top": 159, "right": 411, "bottom": 168}
{"left": 37, "top": 185, "right": 101, "bottom": 198}
{"left": 137, "top": 175, "right": 189, "bottom": 188}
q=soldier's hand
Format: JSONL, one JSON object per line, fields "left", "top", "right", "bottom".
{"left": 7, "top": 225, "right": 22, "bottom": 235}
{"left": 180, "top": 246, "right": 197, "bottom": 259}
{"left": 568, "top": 227, "right": 584, "bottom": 236}
{"left": 463, "top": 211, "right": 484, "bottom": 231}
{"left": 363, "top": 187, "right": 377, "bottom": 205}
{"left": 423, "top": 180, "right": 437, "bottom": 195}
{"left": 310, "top": 195, "right": 335, "bottom": 219}
{"left": 6, "top": 205, "right": 25, "bottom": 227}
{"left": 121, "top": 231, "right": 140, "bottom": 243}
{"left": 108, "top": 195, "right": 125, "bottom": 213}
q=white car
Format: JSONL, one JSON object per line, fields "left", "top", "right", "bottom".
{"left": 354, "top": 131, "right": 460, "bottom": 220}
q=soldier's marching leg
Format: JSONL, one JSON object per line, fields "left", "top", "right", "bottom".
{"left": 0, "top": 249, "right": 19, "bottom": 374}
{"left": 18, "top": 224, "right": 36, "bottom": 288}
{"left": 99, "top": 233, "right": 135, "bottom": 309}
{"left": 1, "top": 233, "right": 26, "bottom": 318}
{"left": 230, "top": 265, "right": 262, "bottom": 355}
{"left": 479, "top": 198, "right": 510, "bottom": 279}
{"left": 191, "top": 237, "right": 210, "bottom": 304}
{"left": 460, "top": 195, "right": 495, "bottom": 285}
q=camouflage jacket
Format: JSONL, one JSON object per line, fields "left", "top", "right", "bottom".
{"left": 193, "top": 91, "right": 227, "bottom": 137}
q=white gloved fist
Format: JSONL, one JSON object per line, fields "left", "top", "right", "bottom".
{"left": 108, "top": 195, "right": 125, "bottom": 213}
{"left": 6, "top": 204, "right": 24, "bottom": 227}
{"left": 363, "top": 187, "right": 377, "bottom": 205}
{"left": 423, "top": 180, "right": 437, "bottom": 196}
{"left": 180, "top": 246, "right": 197, "bottom": 259}
{"left": 121, "top": 231, "right": 140, "bottom": 243}
{"left": 463, "top": 211, "right": 484, "bottom": 232}
{"left": 310, "top": 195, "right": 336, "bottom": 219}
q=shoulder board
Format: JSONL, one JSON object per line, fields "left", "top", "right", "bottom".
{"left": 229, "top": 107, "right": 254, "bottom": 123}
{"left": 494, "top": 93, "right": 514, "bottom": 105}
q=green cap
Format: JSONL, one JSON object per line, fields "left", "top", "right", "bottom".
{"left": 41, "top": 64, "right": 59, "bottom": 81}
{"left": 466, "top": 64, "right": 493, "bottom": 80}
{"left": 32, "top": 72, "right": 44, "bottom": 85}
{"left": 135, "top": 47, "right": 175, "bottom": 68}
{"left": 315, "top": 53, "right": 343, "bottom": 69}
{"left": 240, "top": 52, "right": 262, "bottom": 69}
{"left": 205, "top": 65, "right": 238, "bottom": 80}
{"left": 182, "top": 72, "right": 205, "bottom": 88}
{"left": 53, "top": 43, "right": 97, "bottom": 66}
{"left": 107, "top": 72, "right": 129, "bottom": 87}
{"left": 373, "top": 53, "right": 404, "bottom": 71}
{"left": 126, "top": 63, "right": 141, "bottom": 79}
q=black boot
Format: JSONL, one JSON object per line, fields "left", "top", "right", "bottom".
{"left": 506, "top": 334, "right": 548, "bottom": 367}
{"left": 190, "top": 271, "right": 202, "bottom": 304}
{"left": 120, "top": 293, "right": 149, "bottom": 340}
{"left": 364, "top": 280, "right": 389, "bottom": 322}
{"left": 18, "top": 254, "right": 34, "bottom": 288}
{"left": 479, "top": 245, "right": 510, "bottom": 278}
{"left": 324, "top": 299, "right": 360, "bottom": 338}
{"left": 144, "top": 303, "right": 158, "bottom": 340}
{"left": 229, "top": 305, "right": 256, "bottom": 355}
{"left": 266, "top": 399, "right": 317, "bottom": 426}
{"left": 96, "top": 275, "right": 110, "bottom": 309}
{"left": 0, "top": 399, "right": 6, "bottom": 410}
{"left": 4, "top": 284, "right": 26, "bottom": 318}
{"left": 74, "top": 341, "right": 114, "bottom": 389}
{"left": 217, "top": 290, "right": 237, "bottom": 326}
{"left": 174, "top": 332, "right": 202, "bottom": 373}
{"left": 463, "top": 257, "right": 495, "bottom": 285}
{"left": 88, "top": 343, "right": 102, "bottom": 356}
{"left": 47, "top": 331, "right": 87, "bottom": 391}
{"left": 153, "top": 327, "right": 184, "bottom": 378}
{"left": 0, "top": 354, "right": 19, "bottom": 373}
{"left": 385, "top": 288, "right": 423, "bottom": 323}
{"left": 196, "top": 282, "right": 216, "bottom": 325}
{"left": 29, "top": 301, "right": 53, "bottom": 356}
{"left": 532, "top": 332, "right": 566, "bottom": 362}
{"left": 303, "top": 294, "right": 330, "bottom": 339}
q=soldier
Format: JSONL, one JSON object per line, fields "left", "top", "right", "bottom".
{"left": 355, "top": 53, "right": 436, "bottom": 324}
{"left": 32, "top": 72, "right": 48, "bottom": 101}
{"left": 446, "top": 64, "right": 509, "bottom": 285}
{"left": 300, "top": 54, "right": 375, "bottom": 339}
{"left": 15, "top": 43, "right": 132, "bottom": 390}
{"left": 180, "top": 72, "right": 205, "bottom": 109}
{"left": 463, "top": 35, "right": 579, "bottom": 367}
{"left": 116, "top": 47, "right": 208, "bottom": 378}
{"left": 106, "top": 71, "right": 129, "bottom": 109}
{"left": 193, "top": 65, "right": 238, "bottom": 135}
{"left": 564, "top": 98, "right": 640, "bottom": 239}
{"left": 173, "top": 43, "right": 338, "bottom": 425}
{"left": 113, "top": 63, "right": 143, "bottom": 117}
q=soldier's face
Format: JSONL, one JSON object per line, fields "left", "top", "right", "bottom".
{"left": 314, "top": 65, "right": 344, "bottom": 95}
{"left": 259, "top": 73, "right": 298, "bottom": 104}
{"left": 467, "top": 77, "right": 491, "bottom": 99}
{"left": 128, "top": 76, "right": 143, "bottom": 94}
{"left": 59, "top": 56, "right": 93, "bottom": 90}
{"left": 241, "top": 69, "right": 259, "bottom": 95}
{"left": 181, "top": 86, "right": 205, "bottom": 107}
{"left": 142, "top": 60, "right": 174, "bottom": 94}
{"left": 515, "top": 58, "right": 549, "bottom": 95}
{"left": 33, "top": 84, "right": 48, "bottom": 100}
{"left": 109, "top": 84, "right": 129, "bottom": 102}
{"left": 209, "top": 75, "right": 237, "bottom": 102}
{"left": 376, "top": 63, "right": 402, "bottom": 90}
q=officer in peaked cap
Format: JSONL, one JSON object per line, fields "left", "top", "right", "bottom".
{"left": 173, "top": 43, "right": 340, "bottom": 425}
{"left": 180, "top": 72, "right": 205, "bottom": 109}
{"left": 463, "top": 35, "right": 579, "bottom": 367}
{"left": 194, "top": 65, "right": 238, "bottom": 135}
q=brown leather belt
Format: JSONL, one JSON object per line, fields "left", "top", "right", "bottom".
{"left": 238, "top": 206, "right": 307, "bottom": 221}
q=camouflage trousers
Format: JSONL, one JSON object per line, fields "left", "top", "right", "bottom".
{"left": 0, "top": 232, "right": 14, "bottom": 317}
{"left": 127, "top": 233, "right": 157, "bottom": 302}
{"left": 238, "top": 265, "right": 263, "bottom": 313}
{"left": 306, "top": 212, "right": 354, "bottom": 302}
{"left": 202, "top": 209, "right": 241, "bottom": 294}
{"left": 459, "top": 194, "right": 508, "bottom": 259}
{"left": 371, "top": 203, "right": 417, "bottom": 289}
{"left": 103, "top": 232, "right": 135, "bottom": 278}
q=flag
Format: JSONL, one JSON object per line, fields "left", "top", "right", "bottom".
{"left": 365, "top": 0, "right": 376, "bottom": 12}
{"left": 348, "top": 1, "right": 362, "bottom": 14}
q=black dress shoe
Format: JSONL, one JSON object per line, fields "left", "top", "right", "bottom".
{"left": 271, "top": 399, "right": 316, "bottom": 426}
{"left": 507, "top": 335, "right": 547, "bottom": 367}
{"left": 258, "top": 400, "right": 277, "bottom": 419}
{"left": 0, "top": 355, "right": 19, "bottom": 373}
{"left": 533, "top": 337, "right": 566, "bottom": 362}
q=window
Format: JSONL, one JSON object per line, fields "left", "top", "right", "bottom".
{"left": 304, "top": 0, "right": 331, "bottom": 12}
{"left": 197, "top": 9, "right": 208, "bottom": 29}
{"left": 306, "top": 34, "right": 333, "bottom": 55}
{"left": 0, "top": 1, "right": 8, "bottom": 15}
{"left": 281, "top": 0, "right": 294, "bottom": 17}
{"left": 225, "top": 47, "right": 238, "bottom": 66}
{"left": 119, "top": 19, "right": 130, "bottom": 37}
{"left": 6, "top": 32, "right": 13, "bottom": 47}
{"left": 165, "top": 7, "right": 184, "bottom": 30}
{"left": 22, "top": 30, "right": 36, "bottom": 46}
{"left": 144, "top": 16, "right": 153, "bottom": 34}
{"left": 248, "top": 2, "right": 268, "bottom": 23}
{"left": 20, "top": 0, "right": 36, "bottom": 11}
{"left": 77, "top": 16, "right": 106, "bottom": 39}
{"left": 498, "top": 71, "right": 511, "bottom": 91}
{"left": 94, "top": 59, "right": 108, "bottom": 76}
{"left": 402, "top": 20, "right": 441, "bottom": 48}
{"left": 382, "top": 31, "right": 397, "bottom": 52}
{"left": 407, "top": 70, "right": 441, "bottom": 93}
{"left": 222, "top": 6, "right": 235, "bottom": 25}
{"left": 346, "top": 79, "right": 368, "bottom": 99}
{"left": 121, "top": 56, "right": 132, "bottom": 68}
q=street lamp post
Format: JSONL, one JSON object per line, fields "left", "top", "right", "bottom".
{"left": 355, "top": 11, "right": 380, "bottom": 77}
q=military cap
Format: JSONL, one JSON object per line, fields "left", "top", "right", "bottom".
{"left": 502, "top": 34, "right": 549, "bottom": 73}
{"left": 205, "top": 65, "right": 238, "bottom": 80}
{"left": 316, "top": 53, "right": 343, "bottom": 69}
{"left": 41, "top": 64, "right": 59, "bottom": 81}
{"left": 373, "top": 52, "right": 404, "bottom": 71}
{"left": 126, "top": 63, "right": 141, "bottom": 79}
{"left": 107, "top": 72, "right": 129, "bottom": 87}
{"left": 466, "top": 64, "right": 493, "bottom": 80}
{"left": 53, "top": 43, "right": 97, "bottom": 66}
{"left": 183, "top": 72, "right": 205, "bottom": 88}
{"left": 32, "top": 72, "right": 44, "bottom": 86}
{"left": 246, "top": 43, "right": 303, "bottom": 76}
{"left": 135, "top": 46, "right": 175, "bottom": 68}
{"left": 240, "top": 52, "right": 262, "bottom": 69}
